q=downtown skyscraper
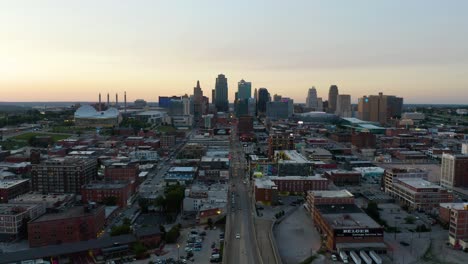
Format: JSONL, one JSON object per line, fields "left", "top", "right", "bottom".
{"left": 328, "top": 85, "right": 339, "bottom": 113}
{"left": 214, "top": 74, "right": 229, "bottom": 112}
{"left": 257, "top": 88, "right": 270, "bottom": 115}
{"left": 306, "top": 87, "right": 318, "bottom": 109}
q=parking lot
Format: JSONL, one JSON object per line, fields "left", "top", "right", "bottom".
{"left": 149, "top": 226, "right": 224, "bottom": 264}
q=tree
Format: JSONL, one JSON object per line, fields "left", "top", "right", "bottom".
{"left": 132, "top": 241, "right": 148, "bottom": 259}
{"left": 405, "top": 216, "right": 416, "bottom": 224}
{"left": 165, "top": 225, "right": 181, "bottom": 243}
{"left": 110, "top": 224, "right": 131, "bottom": 236}
{"left": 207, "top": 218, "right": 213, "bottom": 229}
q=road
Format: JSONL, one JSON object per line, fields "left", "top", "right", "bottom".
{"left": 224, "top": 127, "right": 260, "bottom": 264}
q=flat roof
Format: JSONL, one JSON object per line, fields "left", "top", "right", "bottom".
{"left": 168, "top": 167, "right": 197, "bottom": 172}
{"left": 439, "top": 203, "right": 468, "bottom": 210}
{"left": 255, "top": 178, "right": 276, "bottom": 189}
{"left": 316, "top": 204, "right": 381, "bottom": 229}
{"left": 32, "top": 206, "right": 103, "bottom": 223}
{"left": 308, "top": 190, "right": 354, "bottom": 198}
{"left": 269, "top": 175, "right": 326, "bottom": 181}
{"left": 0, "top": 179, "right": 29, "bottom": 189}
{"left": 275, "top": 150, "right": 311, "bottom": 163}
{"left": 396, "top": 178, "right": 442, "bottom": 189}
{"left": 0, "top": 203, "right": 42, "bottom": 215}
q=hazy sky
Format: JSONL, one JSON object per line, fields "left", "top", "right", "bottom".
{"left": 1, "top": 0, "right": 467, "bottom": 103}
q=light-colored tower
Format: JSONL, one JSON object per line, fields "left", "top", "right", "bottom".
{"left": 306, "top": 87, "right": 318, "bottom": 109}
{"left": 336, "top": 94, "right": 352, "bottom": 117}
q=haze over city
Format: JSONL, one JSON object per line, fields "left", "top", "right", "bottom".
{"left": 1, "top": 0, "right": 468, "bottom": 103}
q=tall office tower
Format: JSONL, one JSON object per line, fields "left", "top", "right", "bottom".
{"left": 98, "top": 93, "right": 102, "bottom": 111}
{"left": 328, "top": 85, "right": 339, "bottom": 113}
{"left": 336, "top": 94, "right": 352, "bottom": 117}
{"left": 266, "top": 97, "right": 294, "bottom": 120}
{"left": 440, "top": 154, "right": 468, "bottom": 189}
{"left": 182, "top": 97, "right": 192, "bottom": 116}
{"left": 115, "top": 93, "right": 119, "bottom": 107}
{"left": 107, "top": 93, "right": 110, "bottom": 107}
{"left": 237, "top": 79, "right": 251, "bottom": 100}
{"left": 273, "top": 94, "right": 282, "bottom": 102}
{"left": 358, "top": 92, "right": 403, "bottom": 124}
{"left": 306, "top": 87, "right": 318, "bottom": 109}
{"left": 316, "top": 98, "right": 323, "bottom": 112}
{"left": 253, "top": 88, "right": 258, "bottom": 116}
{"left": 193, "top": 80, "right": 204, "bottom": 119}
{"left": 257, "top": 88, "right": 270, "bottom": 114}
{"left": 215, "top": 74, "right": 229, "bottom": 112}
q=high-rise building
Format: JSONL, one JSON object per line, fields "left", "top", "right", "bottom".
{"left": 335, "top": 94, "right": 352, "bottom": 117}
{"left": 257, "top": 88, "right": 270, "bottom": 114}
{"left": 316, "top": 98, "right": 323, "bottom": 112}
{"left": 273, "top": 94, "right": 282, "bottom": 102}
{"left": 358, "top": 92, "right": 403, "bottom": 124}
{"left": 193, "top": 80, "right": 204, "bottom": 119}
{"left": 266, "top": 98, "right": 294, "bottom": 120}
{"left": 328, "top": 85, "right": 339, "bottom": 113}
{"left": 306, "top": 87, "right": 318, "bottom": 109}
{"left": 237, "top": 79, "right": 251, "bottom": 100}
{"left": 441, "top": 154, "right": 468, "bottom": 189}
{"left": 215, "top": 74, "right": 229, "bottom": 112}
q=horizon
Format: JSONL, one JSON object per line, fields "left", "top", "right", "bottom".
{"left": 1, "top": 1, "right": 468, "bottom": 103}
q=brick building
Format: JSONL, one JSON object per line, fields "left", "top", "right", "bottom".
{"left": 390, "top": 178, "right": 453, "bottom": 212}
{"left": 269, "top": 175, "right": 328, "bottom": 194}
{"left": 383, "top": 168, "right": 428, "bottom": 195}
{"left": 324, "top": 170, "right": 361, "bottom": 186}
{"left": 104, "top": 162, "right": 139, "bottom": 183}
{"left": 254, "top": 178, "right": 278, "bottom": 205}
{"left": 81, "top": 181, "right": 133, "bottom": 207}
{"left": 0, "top": 179, "right": 30, "bottom": 203}
{"left": 28, "top": 204, "right": 105, "bottom": 247}
{"left": 351, "top": 132, "right": 376, "bottom": 149}
{"left": 31, "top": 157, "right": 97, "bottom": 194}
{"left": 160, "top": 135, "right": 176, "bottom": 149}
{"left": 268, "top": 133, "right": 294, "bottom": 159}
{"left": 306, "top": 190, "right": 355, "bottom": 217}
{"left": 440, "top": 154, "right": 468, "bottom": 190}
{"left": 439, "top": 203, "right": 468, "bottom": 249}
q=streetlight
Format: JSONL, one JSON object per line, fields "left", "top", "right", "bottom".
{"left": 177, "top": 243, "right": 180, "bottom": 261}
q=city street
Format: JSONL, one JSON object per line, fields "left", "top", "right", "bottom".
{"left": 224, "top": 128, "right": 260, "bottom": 264}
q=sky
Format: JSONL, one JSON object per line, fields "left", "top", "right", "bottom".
{"left": 0, "top": 0, "right": 467, "bottom": 104}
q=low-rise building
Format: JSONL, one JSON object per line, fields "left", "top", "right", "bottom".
{"left": 0, "top": 179, "right": 30, "bottom": 203}
{"left": 313, "top": 203, "right": 385, "bottom": 252}
{"left": 0, "top": 203, "right": 46, "bottom": 237}
{"left": 28, "top": 204, "right": 106, "bottom": 247}
{"left": 383, "top": 168, "right": 428, "bottom": 195}
{"left": 306, "top": 190, "right": 354, "bottom": 216}
{"left": 104, "top": 162, "right": 139, "bottom": 183}
{"left": 269, "top": 175, "right": 328, "bottom": 194}
{"left": 390, "top": 178, "right": 453, "bottom": 212}
{"left": 81, "top": 181, "right": 133, "bottom": 207}
{"left": 11, "top": 193, "right": 76, "bottom": 209}
{"left": 165, "top": 167, "right": 197, "bottom": 184}
{"left": 324, "top": 170, "right": 361, "bottom": 186}
{"left": 254, "top": 178, "right": 278, "bottom": 205}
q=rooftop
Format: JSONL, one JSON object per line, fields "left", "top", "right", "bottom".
{"left": 83, "top": 182, "right": 128, "bottom": 189}
{"left": 439, "top": 203, "right": 468, "bottom": 211}
{"left": 168, "top": 167, "right": 197, "bottom": 173}
{"left": 274, "top": 150, "right": 311, "bottom": 164}
{"left": 315, "top": 204, "right": 381, "bottom": 229}
{"left": 32, "top": 205, "right": 103, "bottom": 223}
{"left": 254, "top": 178, "right": 276, "bottom": 189}
{"left": 0, "top": 179, "right": 29, "bottom": 189}
{"left": 395, "top": 178, "right": 442, "bottom": 189}
{"left": 308, "top": 190, "right": 354, "bottom": 198}
{"left": 0, "top": 203, "right": 41, "bottom": 215}
{"left": 269, "top": 175, "right": 326, "bottom": 181}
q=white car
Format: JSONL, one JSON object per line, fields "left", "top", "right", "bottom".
{"left": 235, "top": 233, "right": 240, "bottom": 239}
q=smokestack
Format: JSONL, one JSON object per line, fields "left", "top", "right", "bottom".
{"left": 98, "top": 93, "right": 102, "bottom": 111}
{"left": 124, "top": 91, "right": 127, "bottom": 113}
{"left": 116, "top": 93, "right": 119, "bottom": 107}
{"left": 107, "top": 93, "right": 110, "bottom": 107}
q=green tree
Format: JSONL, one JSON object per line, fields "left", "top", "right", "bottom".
{"left": 165, "top": 225, "right": 181, "bottom": 243}
{"left": 110, "top": 224, "right": 131, "bottom": 236}
{"left": 132, "top": 241, "right": 148, "bottom": 259}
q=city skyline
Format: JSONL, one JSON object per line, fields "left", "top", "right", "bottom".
{"left": 1, "top": 1, "right": 468, "bottom": 103}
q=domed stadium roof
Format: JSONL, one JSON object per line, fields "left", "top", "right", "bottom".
{"left": 75, "top": 105, "right": 120, "bottom": 119}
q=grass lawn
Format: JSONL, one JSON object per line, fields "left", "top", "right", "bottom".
{"left": 12, "top": 132, "right": 71, "bottom": 142}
